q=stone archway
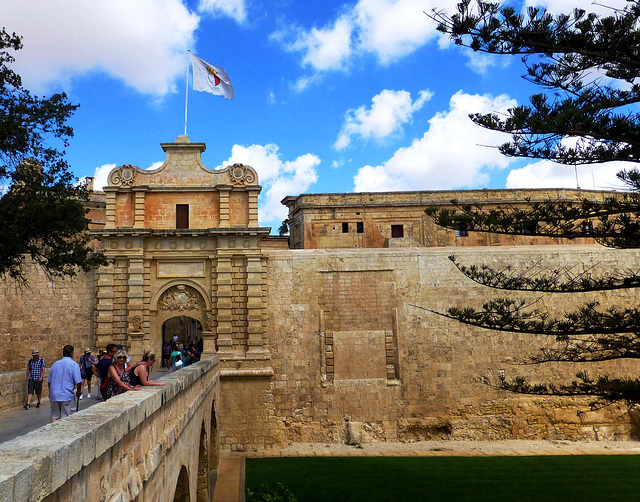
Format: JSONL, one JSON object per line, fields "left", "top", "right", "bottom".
{"left": 151, "top": 283, "right": 209, "bottom": 356}
{"left": 163, "top": 316, "right": 203, "bottom": 346}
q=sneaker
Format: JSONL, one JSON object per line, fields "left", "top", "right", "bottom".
{"left": 36, "top": 403, "right": 41, "bottom": 408}
{"left": 24, "top": 404, "right": 30, "bottom": 410}
{"left": 87, "top": 393, "right": 91, "bottom": 398}
{"left": 79, "top": 395, "right": 83, "bottom": 400}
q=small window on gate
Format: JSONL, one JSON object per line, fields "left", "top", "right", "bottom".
{"left": 342, "top": 222, "right": 349, "bottom": 233}
{"left": 356, "top": 222, "right": 364, "bottom": 234}
{"left": 176, "top": 204, "right": 189, "bottom": 229}
{"left": 391, "top": 225, "right": 404, "bottom": 238}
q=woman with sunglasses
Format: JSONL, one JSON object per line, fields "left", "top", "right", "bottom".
{"left": 106, "top": 349, "right": 141, "bottom": 399}
{"left": 128, "top": 349, "right": 168, "bottom": 387}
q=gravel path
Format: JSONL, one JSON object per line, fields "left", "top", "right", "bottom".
{"left": 272, "top": 439, "right": 640, "bottom": 456}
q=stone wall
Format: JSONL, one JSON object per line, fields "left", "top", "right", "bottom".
{"left": 261, "top": 246, "right": 640, "bottom": 444}
{"left": 0, "top": 370, "right": 49, "bottom": 412}
{"left": 0, "top": 357, "right": 219, "bottom": 502}
{"left": 0, "top": 263, "right": 97, "bottom": 373}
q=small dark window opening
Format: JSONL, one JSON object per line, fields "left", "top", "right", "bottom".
{"left": 176, "top": 204, "right": 189, "bottom": 229}
{"left": 342, "top": 222, "right": 349, "bottom": 233}
{"left": 356, "top": 222, "right": 364, "bottom": 234}
{"left": 391, "top": 225, "right": 404, "bottom": 238}
{"left": 455, "top": 228, "right": 468, "bottom": 238}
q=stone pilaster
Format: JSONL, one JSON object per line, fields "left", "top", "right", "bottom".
{"left": 215, "top": 254, "right": 234, "bottom": 357}
{"left": 133, "top": 189, "right": 146, "bottom": 229}
{"left": 218, "top": 186, "right": 231, "bottom": 228}
{"left": 245, "top": 253, "right": 268, "bottom": 357}
{"left": 247, "top": 187, "right": 260, "bottom": 227}
{"left": 95, "top": 260, "right": 115, "bottom": 350}
{"left": 104, "top": 189, "right": 117, "bottom": 228}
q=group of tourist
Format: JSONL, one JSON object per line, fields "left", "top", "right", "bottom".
{"left": 162, "top": 340, "right": 201, "bottom": 371}
{"left": 24, "top": 344, "right": 167, "bottom": 423}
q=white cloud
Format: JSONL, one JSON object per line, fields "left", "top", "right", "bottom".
{"left": 215, "top": 144, "right": 320, "bottom": 226}
{"left": 2, "top": 0, "right": 199, "bottom": 96}
{"left": 354, "top": 0, "right": 439, "bottom": 64}
{"left": 353, "top": 91, "right": 517, "bottom": 191}
{"left": 271, "top": 16, "right": 354, "bottom": 73}
{"left": 335, "top": 89, "right": 432, "bottom": 150}
{"left": 272, "top": 0, "right": 462, "bottom": 76}
{"left": 506, "top": 161, "right": 628, "bottom": 191}
{"left": 91, "top": 164, "right": 117, "bottom": 192}
{"left": 198, "top": 0, "right": 246, "bottom": 23}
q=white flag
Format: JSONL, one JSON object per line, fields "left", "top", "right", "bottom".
{"left": 191, "top": 54, "right": 234, "bottom": 100}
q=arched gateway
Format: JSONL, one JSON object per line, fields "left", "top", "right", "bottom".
{"left": 92, "top": 135, "right": 272, "bottom": 373}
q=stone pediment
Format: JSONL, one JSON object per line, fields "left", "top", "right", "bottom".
{"left": 107, "top": 135, "right": 259, "bottom": 189}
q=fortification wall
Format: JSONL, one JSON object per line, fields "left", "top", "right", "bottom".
{"left": 262, "top": 246, "right": 640, "bottom": 443}
{"left": 0, "top": 263, "right": 96, "bottom": 373}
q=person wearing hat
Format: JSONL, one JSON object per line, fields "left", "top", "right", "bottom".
{"left": 24, "top": 349, "right": 46, "bottom": 410}
{"left": 78, "top": 348, "right": 96, "bottom": 399}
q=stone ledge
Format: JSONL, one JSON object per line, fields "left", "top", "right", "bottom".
{"left": 0, "top": 356, "right": 219, "bottom": 502}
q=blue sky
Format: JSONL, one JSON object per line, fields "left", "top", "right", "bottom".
{"left": 3, "top": 0, "right": 629, "bottom": 230}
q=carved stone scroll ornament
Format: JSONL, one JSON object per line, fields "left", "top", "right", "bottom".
{"left": 109, "top": 164, "right": 137, "bottom": 186}
{"left": 158, "top": 285, "right": 205, "bottom": 311}
{"left": 229, "top": 163, "right": 256, "bottom": 185}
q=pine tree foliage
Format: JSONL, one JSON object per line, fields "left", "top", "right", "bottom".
{"left": 0, "top": 29, "right": 107, "bottom": 282}
{"left": 424, "top": 2, "right": 640, "bottom": 406}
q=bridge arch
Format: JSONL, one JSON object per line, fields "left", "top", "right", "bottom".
{"left": 173, "top": 465, "right": 191, "bottom": 502}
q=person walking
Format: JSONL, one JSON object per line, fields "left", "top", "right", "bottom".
{"left": 24, "top": 349, "right": 45, "bottom": 410}
{"left": 47, "top": 345, "right": 82, "bottom": 422}
{"left": 78, "top": 348, "right": 96, "bottom": 399}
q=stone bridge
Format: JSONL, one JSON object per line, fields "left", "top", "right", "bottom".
{"left": 0, "top": 357, "right": 219, "bottom": 502}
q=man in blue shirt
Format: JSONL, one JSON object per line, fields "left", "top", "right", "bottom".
{"left": 47, "top": 345, "right": 82, "bottom": 422}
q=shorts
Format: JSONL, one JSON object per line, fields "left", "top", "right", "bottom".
{"left": 50, "top": 399, "right": 77, "bottom": 420}
{"left": 28, "top": 380, "right": 43, "bottom": 395}
{"left": 82, "top": 372, "right": 93, "bottom": 381}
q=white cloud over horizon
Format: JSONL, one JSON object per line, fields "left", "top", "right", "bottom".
{"left": 215, "top": 144, "right": 320, "bottom": 226}
{"left": 0, "top": 0, "right": 250, "bottom": 96}
{"left": 353, "top": 91, "right": 517, "bottom": 191}
{"left": 335, "top": 89, "right": 433, "bottom": 150}
{"left": 506, "top": 160, "right": 628, "bottom": 191}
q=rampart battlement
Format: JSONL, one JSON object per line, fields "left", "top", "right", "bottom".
{"left": 0, "top": 357, "right": 220, "bottom": 502}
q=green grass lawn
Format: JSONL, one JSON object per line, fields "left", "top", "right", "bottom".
{"left": 246, "top": 454, "right": 640, "bottom": 501}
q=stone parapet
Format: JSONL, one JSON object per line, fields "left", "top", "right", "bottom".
{"left": 0, "top": 357, "right": 220, "bottom": 502}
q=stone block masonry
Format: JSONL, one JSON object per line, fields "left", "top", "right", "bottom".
{"left": 262, "top": 246, "right": 640, "bottom": 444}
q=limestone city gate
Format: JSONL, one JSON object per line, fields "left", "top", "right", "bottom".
{"left": 94, "top": 135, "right": 272, "bottom": 377}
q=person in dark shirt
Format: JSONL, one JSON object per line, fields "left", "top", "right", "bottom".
{"left": 94, "top": 343, "right": 117, "bottom": 401}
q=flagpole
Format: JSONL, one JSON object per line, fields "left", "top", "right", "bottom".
{"left": 184, "top": 51, "right": 191, "bottom": 136}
